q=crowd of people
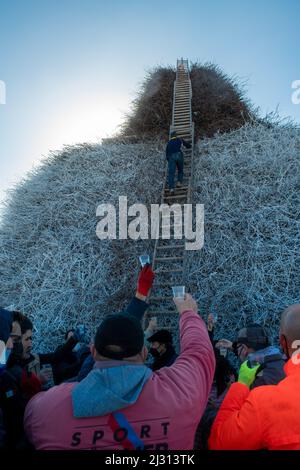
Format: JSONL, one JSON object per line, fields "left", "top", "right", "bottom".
{"left": 0, "top": 263, "right": 299, "bottom": 450}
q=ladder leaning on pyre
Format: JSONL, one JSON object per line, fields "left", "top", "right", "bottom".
{"left": 147, "top": 58, "right": 195, "bottom": 337}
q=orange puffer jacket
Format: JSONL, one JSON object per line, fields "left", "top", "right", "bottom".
{"left": 209, "top": 357, "right": 300, "bottom": 450}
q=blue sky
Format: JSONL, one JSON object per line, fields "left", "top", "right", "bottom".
{"left": 0, "top": 0, "right": 299, "bottom": 209}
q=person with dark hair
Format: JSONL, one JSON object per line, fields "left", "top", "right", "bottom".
{"left": 51, "top": 328, "right": 90, "bottom": 384}
{"left": 24, "top": 294, "right": 215, "bottom": 450}
{"left": 19, "top": 316, "right": 90, "bottom": 386}
{"left": 165, "top": 131, "right": 191, "bottom": 193}
{"left": 147, "top": 329, "right": 178, "bottom": 371}
{"left": 0, "top": 308, "right": 40, "bottom": 448}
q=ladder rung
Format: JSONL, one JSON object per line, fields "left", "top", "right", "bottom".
{"left": 157, "top": 244, "right": 185, "bottom": 249}
{"left": 155, "top": 256, "right": 184, "bottom": 262}
{"left": 164, "top": 194, "right": 188, "bottom": 200}
{"left": 164, "top": 190, "right": 188, "bottom": 195}
{"left": 164, "top": 186, "right": 188, "bottom": 191}
{"left": 173, "top": 125, "right": 191, "bottom": 129}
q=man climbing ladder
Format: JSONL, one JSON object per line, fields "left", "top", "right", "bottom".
{"left": 165, "top": 131, "right": 191, "bottom": 193}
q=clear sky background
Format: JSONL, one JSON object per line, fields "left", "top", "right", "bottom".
{"left": 0, "top": 0, "right": 299, "bottom": 211}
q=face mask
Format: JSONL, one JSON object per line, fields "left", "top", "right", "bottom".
{"left": 149, "top": 348, "right": 160, "bottom": 358}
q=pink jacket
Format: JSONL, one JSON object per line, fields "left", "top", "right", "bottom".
{"left": 24, "top": 310, "right": 215, "bottom": 450}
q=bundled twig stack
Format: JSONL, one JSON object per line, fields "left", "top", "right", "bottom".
{"left": 120, "top": 63, "right": 254, "bottom": 142}
{"left": 187, "top": 122, "right": 300, "bottom": 344}
{"left": 0, "top": 61, "right": 299, "bottom": 351}
{"left": 0, "top": 141, "right": 165, "bottom": 350}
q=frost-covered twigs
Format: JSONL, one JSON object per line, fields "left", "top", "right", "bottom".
{"left": 187, "top": 123, "right": 300, "bottom": 344}
{"left": 0, "top": 141, "right": 165, "bottom": 350}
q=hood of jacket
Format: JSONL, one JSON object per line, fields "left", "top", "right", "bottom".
{"left": 0, "top": 308, "right": 13, "bottom": 344}
{"left": 259, "top": 346, "right": 284, "bottom": 364}
{"left": 72, "top": 361, "right": 152, "bottom": 418}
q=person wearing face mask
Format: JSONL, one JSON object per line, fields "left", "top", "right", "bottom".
{"left": 0, "top": 308, "right": 41, "bottom": 448}
{"left": 209, "top": 304, "right": 300, "bottom": 450}
{"left": 147, "top": 330, "right": 178, "bottom": 371}
{"left": 229, "top": 323, "right": 285, "bottom": 389}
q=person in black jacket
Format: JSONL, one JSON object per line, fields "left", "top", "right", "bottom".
{"left": 165, "top": 131, "right": 191, "bottom": 193}
{"left": 233, "top": 323, "right": 286, "bottom": 389}
{"left": 194, "top": 313, "right": 237, "bottom": 449}
{"left": 20, "top": 316, "right": 90, "bottom": 386}
{"left": 147, "top": 329, "right": 178, "bottom": 371}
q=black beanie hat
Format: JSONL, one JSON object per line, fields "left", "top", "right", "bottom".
{"left": 94, "top": 314, "right": 144, "bottom": 360}
{"left": 237, "top": 323, "right": 269, "bottom": 351}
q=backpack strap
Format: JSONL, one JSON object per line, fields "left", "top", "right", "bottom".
{"left": 108, "top": 412, "right": 144, "bottom": 450}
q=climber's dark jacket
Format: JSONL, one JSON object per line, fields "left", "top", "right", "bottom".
{"left": 166, "top": 137, "right": 191, "bottom": 159}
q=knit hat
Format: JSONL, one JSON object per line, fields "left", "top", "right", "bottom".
{"left": 237, "top": 324, "right": 269, "bottom": 351}
{"left": 148, "top": 329, "right": 173, "bottom": 345}
{"left": 94, "top": 314, "right": 144, "bottom": 360}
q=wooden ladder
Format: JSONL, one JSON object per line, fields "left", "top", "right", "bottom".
{"left": 147, "top": 58, "right": 195, "bottom": 333}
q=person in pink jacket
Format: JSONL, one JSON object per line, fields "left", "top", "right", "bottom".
{"left": 24, "top": 294, "right": 215, "bottom": 450}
